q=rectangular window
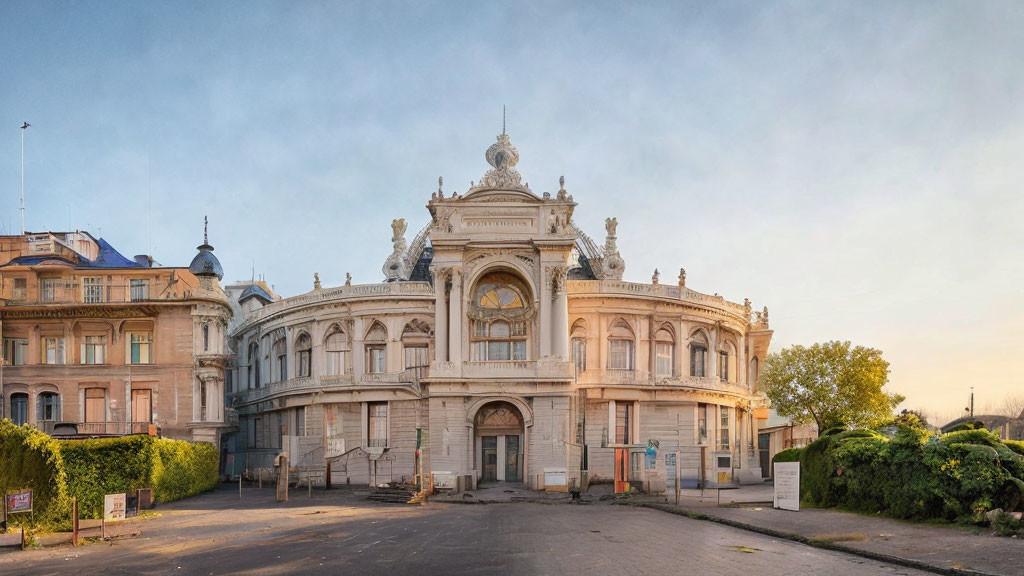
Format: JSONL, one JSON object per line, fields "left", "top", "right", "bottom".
{"left": 720, "top": 406, "right": 730, "bottom": 450}
{"left": 697, "top": 403, "right": 708, "bottom": 444}
{"left": 278, "top": 353, "right": 287, "bottom": 381}
{"left": 691, "top": 346, "right": 706, "bottom": 377}
{"left": 615, "top": 402, "right": 631, "bottom": 444}
{"left": 130, "top": 332, "right": 153, "bottom": 364}
{"left": 294, "top": 407, "right": 306, "bottom": 437}
{"left": 42, "top": 337, "right": 66, "bottom": 365}
{"left": 326, "top": 350, "right": 347, "bottom": 376}
{"left": 202, "top": 324, "right": 210, "bottom": 352}
{"left": 12, "top": 277, "right": 26, "bottom": 300}
{"left": 129, "top": 278, "right": 150, "bottom": 301}
{"left": 572, "top": 338, "right": 587, "bottom": 373}
{"left": 38, "top": 393, "right": 60, "bottom": 421}
{"left": 82, "top": 277, "right": 104, "bottom": 303}
{"left": 608, "top": 340, "right": 634, "bottom": 370}
{"left": 3, "top": 338, "right": 29, "bottom": 365}
{"left": 252, "top": 416, "right": 262, "bottom": 449}
{"left": 298, "top": 349, "right": 311, "bottom": 377}
{"left": 368, "top": 402, "right": 388, "bottom": 448}
{"left": 85, "top": 388, "right": 106, "bottom": 423}
{"left": 132, "top": 389, "right": 152, "bottom": 423}
{"left": 40, "top": 278, "right": 58, "bottom": 302}
{"left": 718, "top": 352, "right": 729, "bottom": 380}
{"left": 655, "top": 343, "right": 674, "bottom": 377}
{"left": 366, "top": 346, "right": 386, "bottom": 373}
{"left": 82, "top": 335, "right": 107, "bottom": 364}
{"left": 403, "top": 345, "right": 429, "bottom": 378}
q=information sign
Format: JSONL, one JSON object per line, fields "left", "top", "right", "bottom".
{"left": 773, "top": 462, "right": 801, "bottom": 511}
{"left": 104, "top": 493, "right": 127, "bottom": 522}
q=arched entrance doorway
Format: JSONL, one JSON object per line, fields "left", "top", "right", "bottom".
{"left": 475, "top": 401, "right": 524, "bottom": 483}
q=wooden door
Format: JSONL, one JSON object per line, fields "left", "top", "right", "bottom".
{"left": 132, "top": 389, "right": 152, "bottom": 424}
{"left": 614, "top": 448, "right": 629, "bottom": 493}
{"left": 482, "top": 436, "right": 498, "bottom": 482}
{"left": 85, "top": 388, "right": 106, "bottom": 423}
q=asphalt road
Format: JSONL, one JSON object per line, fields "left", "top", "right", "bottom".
{"left": 0, "top": 487, "right": 932, "bottom": 576}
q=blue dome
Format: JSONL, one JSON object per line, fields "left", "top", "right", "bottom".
{"left": 189, "top": 243, "right": 223, "bottom": 280}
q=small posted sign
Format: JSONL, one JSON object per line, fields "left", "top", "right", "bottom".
{"left": 5, "top": 490, "right": 32, "bottom": 514}
{"left": 104, "top": 493, "right": 127, "bottom": 522}
{"left": 773, "top": 461, "right": 800, "bottom": 511}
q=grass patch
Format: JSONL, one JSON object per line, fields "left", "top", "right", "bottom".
{"left": 810, "top": 532, "right": 868, "bottom": 543}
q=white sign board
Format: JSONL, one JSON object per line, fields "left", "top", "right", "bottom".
{"left": 432, "top": 471, "right": 456, "bottom": 490}
{"left": 104, "top": 493, "right": 127, "bottom": 522}
{"left": 544, "top": 468, "right": 567, "bottom": 487}
{"left": 773, "top": 462, "right": 800, "bottom": 511}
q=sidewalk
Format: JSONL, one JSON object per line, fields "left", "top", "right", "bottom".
{"left": 631, "top": 483, "right": 1022, "bottom": 576}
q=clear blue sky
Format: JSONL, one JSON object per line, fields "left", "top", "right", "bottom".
{"left": 2, "top": 1, "right": 1022, "bottom": 423}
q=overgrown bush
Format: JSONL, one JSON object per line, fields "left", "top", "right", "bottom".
{"left": 0, "top": 422, "right": 218, "bottom": 526}
{"left": 61, "top": 435, "right": 158, "bottom": 518}
{"left": 0, "top": 419, "right": 71, "bottom": 528}
{"left": 152, "top": 438, "right": 218, "bottom": 502}
{"left": 772, "top": 448, "right": 803, "bottom": 464}
{"left": 795, "top": 422, "right": 1024, "bottom": 523}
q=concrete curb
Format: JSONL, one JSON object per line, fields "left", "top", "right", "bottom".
{"left": 633, "top": 502, "right": 997, "bottom": 576}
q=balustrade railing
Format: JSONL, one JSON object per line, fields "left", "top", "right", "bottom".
{"left": 232, "top": 369, "right": 422, "bottom": 405}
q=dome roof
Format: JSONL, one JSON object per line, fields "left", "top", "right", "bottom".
{"left": 189, "top": 217, "right": 223, "bottom": 280}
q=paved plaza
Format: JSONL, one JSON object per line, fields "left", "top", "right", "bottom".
{"left": 0, "top": 487, "right": 930, "bottom": 576}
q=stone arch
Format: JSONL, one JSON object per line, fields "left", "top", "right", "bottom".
{"left": 465, "top": 260, "right": 537, "bottom": 305}
{"left": 465, "top": 396, "right": 534, "bottom": 428}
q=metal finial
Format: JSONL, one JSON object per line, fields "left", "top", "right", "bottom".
{"left": 438, "top": 176, "right": 443, "bottom": 192}
{"left": 502, "top": 105, "right": 506, "bottom": 134}
{"left": 203, "top": 215, "right": 208, "bottom": 245}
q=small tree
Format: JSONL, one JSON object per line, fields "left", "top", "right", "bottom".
{"left": 762, "top": 341, "right": 904, "bottom": 431}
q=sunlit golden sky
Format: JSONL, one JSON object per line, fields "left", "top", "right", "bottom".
{"left": 2, "top": 2, "right": 1021, "bottom": 423}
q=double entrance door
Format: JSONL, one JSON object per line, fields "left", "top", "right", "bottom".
{"left": 482, "top": 435, "right": 521, "bottom": 482}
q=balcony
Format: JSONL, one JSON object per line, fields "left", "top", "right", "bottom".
{"left": 231, "top": 370, "right": 422, "bottom": 405}
{"left": 32, "top": 421, "right": 153, "bottom": 436}
{"left": 429, "top": 359, "right": 573, "bottom": 381}
{"left": 576, "top": 371, "right": 752, "bottom": 395}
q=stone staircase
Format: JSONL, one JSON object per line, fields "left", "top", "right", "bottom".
{"left": 367, "top": 484, "right": 419, "bottom": 504}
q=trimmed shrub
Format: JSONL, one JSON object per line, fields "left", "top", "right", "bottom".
{"left": 795, "top": 423, "right": 1024, "bottom": 523}
{"left": 0, "top": 419, "right": 71, "bottom": 528}
{"left": 61, "top": 435, "right": 158, "bottom": 518}
{"left": 152, "top": 439, "right": 218, "bottom": 502}
{"left": 773, "top": 448, "right": 803, "bottom": 464}
{"left": 1005, "top": 440, "right": 1024, "bottom": 457}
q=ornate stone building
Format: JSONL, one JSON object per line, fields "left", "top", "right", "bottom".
{"left": 225, "top": 131, "right": 773, "bottom": 492}
{"left": 0, "top": 224, "right": 232, "bottom": 443}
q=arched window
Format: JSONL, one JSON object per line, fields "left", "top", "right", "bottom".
{"left": 570, "top": 320, "right": 587, "bottom": 374}
{"left": 11, "top": 392, "right": 28, "bottom": 425}
{"left": 37, "top": 392, "right": 61, "bottom": 422}
{"left": 202, "top": 323, "right": 210, "bottom": 352}
{"left": 272, "top": 337, "right": 287, "bottom": 381}
{"left": 655, "top": 327, "right": 675, "bottom": 377}
{"left": 365, "top": 323, "right": 387, "bottom": 374}
{"left": 295, "top": 333, "right": 312, "bottom": 377}
{"left": 469, "top": 272, "right": 531, "bottom": 362}
{"left": 324, "top": 328, "right": 349, "bottom": 377}
{"left": 718, "top": 341, "right": 737, "bottom": 382}
{"left": 750, "top": 356, "right": 760, "bottom": 389}
{"left": 248, "top": 341, "right": 260, "bottom": 389}
{"left": 402, "top": 320, "right": 431, "bottom": 378}
{"left": 690, "top": 331, "right": 708, "bottom": 377}
{"left": 607, "top": 320, "right": 635, "bottom": 371}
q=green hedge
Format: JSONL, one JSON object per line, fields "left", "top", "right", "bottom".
{"left": 773, "top": 447, "right": 803, "bottom": 464}
{"left": 0, "top": 420, "right": 71, "bottom": 527}
{"left": 0, "top": 420, "right": 218, "bottom": 526}
{"left": 61, "top": 435, "right": 158, "bottom": 518}
{"left": 152, "top": 438, "right": 218, "bottom": 502}
{"left": 795, "top": 423, "right": 1024, "bottom": 522}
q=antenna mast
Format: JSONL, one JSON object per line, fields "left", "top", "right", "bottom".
{"left": 20, "top": 122, "right": 30, "bottom": 234}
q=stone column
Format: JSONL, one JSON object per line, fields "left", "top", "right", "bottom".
{"left": 434, "top": 270, "right": 448, "bottom": 362}
{"left": 738, "top": 334, "right": 747, "bottom": 388}
{"left": 540, "top": 272, "right": 552, "bottom": 358}
{"left": 448, "top": 270, "right": 462, "bottom": 363}
{"left": 552, "top": 270, "right": 568, "bottom": 360}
